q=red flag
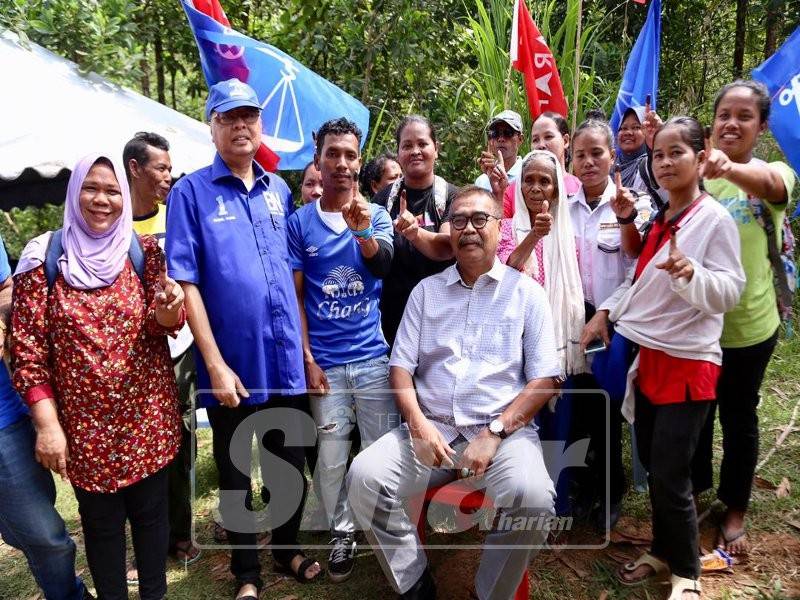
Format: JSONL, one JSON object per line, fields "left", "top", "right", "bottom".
{"left": 193, "top": 0, "right": 281, "bottom": 172}
{"left": 510, "top": 0, "right": 569, "bottom": 119}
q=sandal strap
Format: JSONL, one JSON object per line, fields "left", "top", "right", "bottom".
{"left": 623, "top": 552, "right": 669, "bottom": 575}
{"left": 295, "top": 557, "right": 319, "bottom": 581}
{"left": 668, "top": 575, "right": 702, "bottom": 599}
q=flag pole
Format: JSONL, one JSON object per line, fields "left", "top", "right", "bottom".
{"left": 571, "top": 0, "right": 583, "bottom": 133}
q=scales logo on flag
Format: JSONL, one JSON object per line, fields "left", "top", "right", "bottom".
{"left": 778, "top": 72, "right": 800, "bottom": 117}
{"left": 183, "top": 0, "right": 370, "bottom": 170}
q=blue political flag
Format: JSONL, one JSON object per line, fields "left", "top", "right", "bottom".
{"left": 609, "top": 0, "right": 661, "bottom": 137}
{"left": 182, "top": 0, "right": 370, "bottom": 170}
{"left": 752, "top": 27, "right": 800, "bottom": 218}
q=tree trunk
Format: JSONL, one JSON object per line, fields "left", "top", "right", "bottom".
{"left": 154, "top": 28, "right": 166, "bottom": 105}
{"left": 732, "top": 0, "right": 748, "bottom": 78}
{"left": 764, "top": 0, "right": 783, "bottom": 59}
{"left": 139, "top": 45, "right": 151, "bottom": 98}
{"left": 170, "top": 68, "right": 177, "bottom": 110}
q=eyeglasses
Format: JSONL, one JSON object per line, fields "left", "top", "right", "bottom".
{"left": 214, "top": 109, "right": 261, "bottom": 126}
{"left": 487, "top": 128, "right": 518, "bottom": 140}
{"left": 449, "top": 212, "right": 498, "bottom": 230}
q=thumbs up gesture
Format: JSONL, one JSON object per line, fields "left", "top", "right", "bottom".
{"left": 699, "top": 127, "right": 732, "bottom": 180}
{"left": 342, "top": 176, "right": 371, "bottom": 232}
{"left": 610, "top": 168, "right": 636, "bottom": 220}
{"left": 655, "top": 227, "right": 694, "bottom": 281}
{"left": 532, "top": 199, "right": 553, "bottom": 238}
{"left": 155, "top": 259, "right": 185, "bottom": 327}
{"left": 393, "top": 189, "right": 420, "bottom": 241}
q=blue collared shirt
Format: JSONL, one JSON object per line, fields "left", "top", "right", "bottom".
{"left": 166, "top": 154, "right": 306, "bottom": 407}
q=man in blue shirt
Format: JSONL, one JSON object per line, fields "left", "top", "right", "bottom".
{"left": 166, "top": 79, "right": 321, "bottom": 598}
{"left": 0, "top": 235, "right": 90, "bottom": 599}
{"left": 287, "top": 118, "right": 399, "bottom": 583}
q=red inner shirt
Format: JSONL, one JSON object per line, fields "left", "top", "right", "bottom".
{"left": 634, "top": 196, "right": 720, "bottom": 405}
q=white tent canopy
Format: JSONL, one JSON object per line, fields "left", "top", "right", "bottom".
{"left": 0, "top": 30, "right": 214, "bottom": 209}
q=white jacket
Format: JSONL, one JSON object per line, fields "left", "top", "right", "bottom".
{"left": 599, "top": 195, "right": 746, "bottom": 421}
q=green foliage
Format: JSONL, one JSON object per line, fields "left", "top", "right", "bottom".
{"left": 0, "top": 0, "right": 798, "bottom": 253}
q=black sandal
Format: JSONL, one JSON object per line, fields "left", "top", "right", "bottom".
{"left": 274, "top": 553, "right": 322, "bottom": 584}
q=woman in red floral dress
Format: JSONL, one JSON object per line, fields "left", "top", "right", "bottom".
{"left": 11, "top": 154, "right": 185, "bottom": 600}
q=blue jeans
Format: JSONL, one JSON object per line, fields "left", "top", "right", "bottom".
{"left": 0, "top": 417, "right": 86, "bottom": 600}
{"left": 310, "top": 355, "right": 399, "bottom": 536}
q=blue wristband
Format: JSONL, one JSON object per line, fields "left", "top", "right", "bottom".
{"left": 352, "top": 225, "right": 374, "bottom": 239}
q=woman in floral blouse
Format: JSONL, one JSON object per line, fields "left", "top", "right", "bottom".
{"left": 11, "top": 153, "right": 185, "bottom": 600}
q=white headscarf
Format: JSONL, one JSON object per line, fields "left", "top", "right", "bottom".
{"left": 513, "top": 150, "right": 586, "bottom": 377}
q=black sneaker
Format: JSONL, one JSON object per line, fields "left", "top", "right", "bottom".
{"left": 327, "top": 534, "right": 356, "bottom": 583}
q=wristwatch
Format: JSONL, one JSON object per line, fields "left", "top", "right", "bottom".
{"left": 488, "top": 418, "right": 508, "bottom": 439}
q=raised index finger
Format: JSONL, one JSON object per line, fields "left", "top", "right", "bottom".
{"left": 704, "top": 125, "right": 714, "bottom": 153}
{"left": 669, "top": 225, "right": 678, "bottom": 252}
{"left": 399, "top": 189, "right": 407, "bottom": 215}
{"left": 645, "top": 93, "right": 651, "bottom": 114}
{"left": 614, "top": 165, "right": 623, "bottom": 191}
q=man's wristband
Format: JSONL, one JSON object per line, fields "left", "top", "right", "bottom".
{"left": 616, "top": 208, "right": 638, "bottom": 225}
{"left": 352, "top": 225, "right": 374, "bottom": 239}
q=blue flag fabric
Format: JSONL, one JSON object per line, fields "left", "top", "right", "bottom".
{"left": 609, "top": 0, "right": 661, "bottom": 136}
{"left": 182, "top": 0, "right": 370, "bottom": 170}
{"left": 752, "top": 27, "right": 800, "bottom": 218}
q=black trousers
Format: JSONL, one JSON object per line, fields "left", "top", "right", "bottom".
{"left": 635, "top": 388, "right": 710, "bottom": 579}
{"left": 570, "top": 372, "right": 627, "bottom": 506}
{"left": 167, "top": 349, "right": 197, "bottom": 545}
{"left": 74, "top": 466, "right": 169, "bottom": 600}
{"left": 692, "top": 329, "right": 779, "bottom": 508}
{"left": 206, "top": 395, "right": 310, "bottom": 588}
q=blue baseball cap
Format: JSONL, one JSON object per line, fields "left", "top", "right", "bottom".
{"left": 205, "top": 79, "right": 261, "bottom": 121}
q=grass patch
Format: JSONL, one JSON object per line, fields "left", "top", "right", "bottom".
{"left": 2, "top": 336, "right": 799, "bottom": 598}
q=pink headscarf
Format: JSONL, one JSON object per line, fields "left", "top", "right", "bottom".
{"left": 16, "top": 153, "right": 133, "bottom": 290}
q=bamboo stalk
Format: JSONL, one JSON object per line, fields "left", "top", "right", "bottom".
{"left": 571, "top": 0, "right": 583, "bottom": 132}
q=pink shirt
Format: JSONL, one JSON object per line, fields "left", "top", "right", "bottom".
{"left": 496, "top": 218, "right": 545, "bottom": 286}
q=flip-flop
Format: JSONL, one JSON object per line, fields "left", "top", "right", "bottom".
{"left": 171, "top": 540, "right": 202, "bottom": 565}
{"left": 718, "top": 526, "right": 748, "bottom": 555}
{"left": 274, "top": 553, "right": 322, "bottom": 584}
{"left": 667, "top": 574, "right": 701, "bottom": 600}
{"left": 617, "top": 552, "right": 670, "bottom": 587}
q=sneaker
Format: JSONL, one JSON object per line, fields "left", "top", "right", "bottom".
{"left": 327, "top": 534, "right": 356, "bottom": 583}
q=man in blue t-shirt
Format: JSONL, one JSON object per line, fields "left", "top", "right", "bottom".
{"left": 287, "top": 118, "right": 399, "bottom": 583}
{"left": 0, "top": 235, "right": 90, "bottom": 599}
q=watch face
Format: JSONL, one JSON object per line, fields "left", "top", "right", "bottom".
{"left": 490, "top": 420, "right": 503, "bottom": 434}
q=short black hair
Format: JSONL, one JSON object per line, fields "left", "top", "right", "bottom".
{"left": 315, "top": 118, "right": 363, "bottom": 156}
{"left": 395, "top": 115, "right": 438, "bottom": 148}
{"left": 534, "top": 112, "right": 570, "bottom": 137}
{"left": 713, "top": 79, "right": 771, "bottom": 123}
{"left": 122, "top": 131, "right": 169, "bottom": 181}
{"left": 301, "top": 161, "right": 317, "bottom": 182}
{"left": 585, "top": 108, "right": 607, "bottom": 122}
{"left": 572, "top": 118, "right": 614, "bottom": 149}
{"left": 449, "top": 185, "right": 502, "bottom": 219}
{"left": 653, "top": 116, "right": 705, "bottom": 155}
{"left": 360, "top": 152, "right": 398, "bottom": 197}
{"left": 123, "top": 132, "right": 169, "bottom": 181}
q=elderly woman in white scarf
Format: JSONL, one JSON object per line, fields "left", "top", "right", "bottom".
{"left": 496, "top": 150, "right": 585, "bottom": 516}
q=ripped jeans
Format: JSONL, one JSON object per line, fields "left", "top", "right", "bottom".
{"left": 309, "top": 355, "right": 399, "bottom": 536}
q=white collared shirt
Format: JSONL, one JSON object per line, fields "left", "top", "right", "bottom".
{"left": 568, "top": 177, "right": 652, "bottom": 307}
{"left": 389, "top": 258, "right": 560, "bottom": 443}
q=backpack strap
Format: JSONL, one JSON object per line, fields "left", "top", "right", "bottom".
{"left": 747, "top": 197, "right": 793, "bottom": 310}
{"left": 43, "top": 229, "right": 146, "bottom": 290}
{"left": 433, "top": 175, "right": 448, "bottom": 220}
{"left": 129, "top": 234, "right": 146, "bottom": 286}
{"left": 384, "top": 177, "right": 404, "bottom": 215}
{"left": 44, "top": 229, "right": 64, "bottom": 290}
